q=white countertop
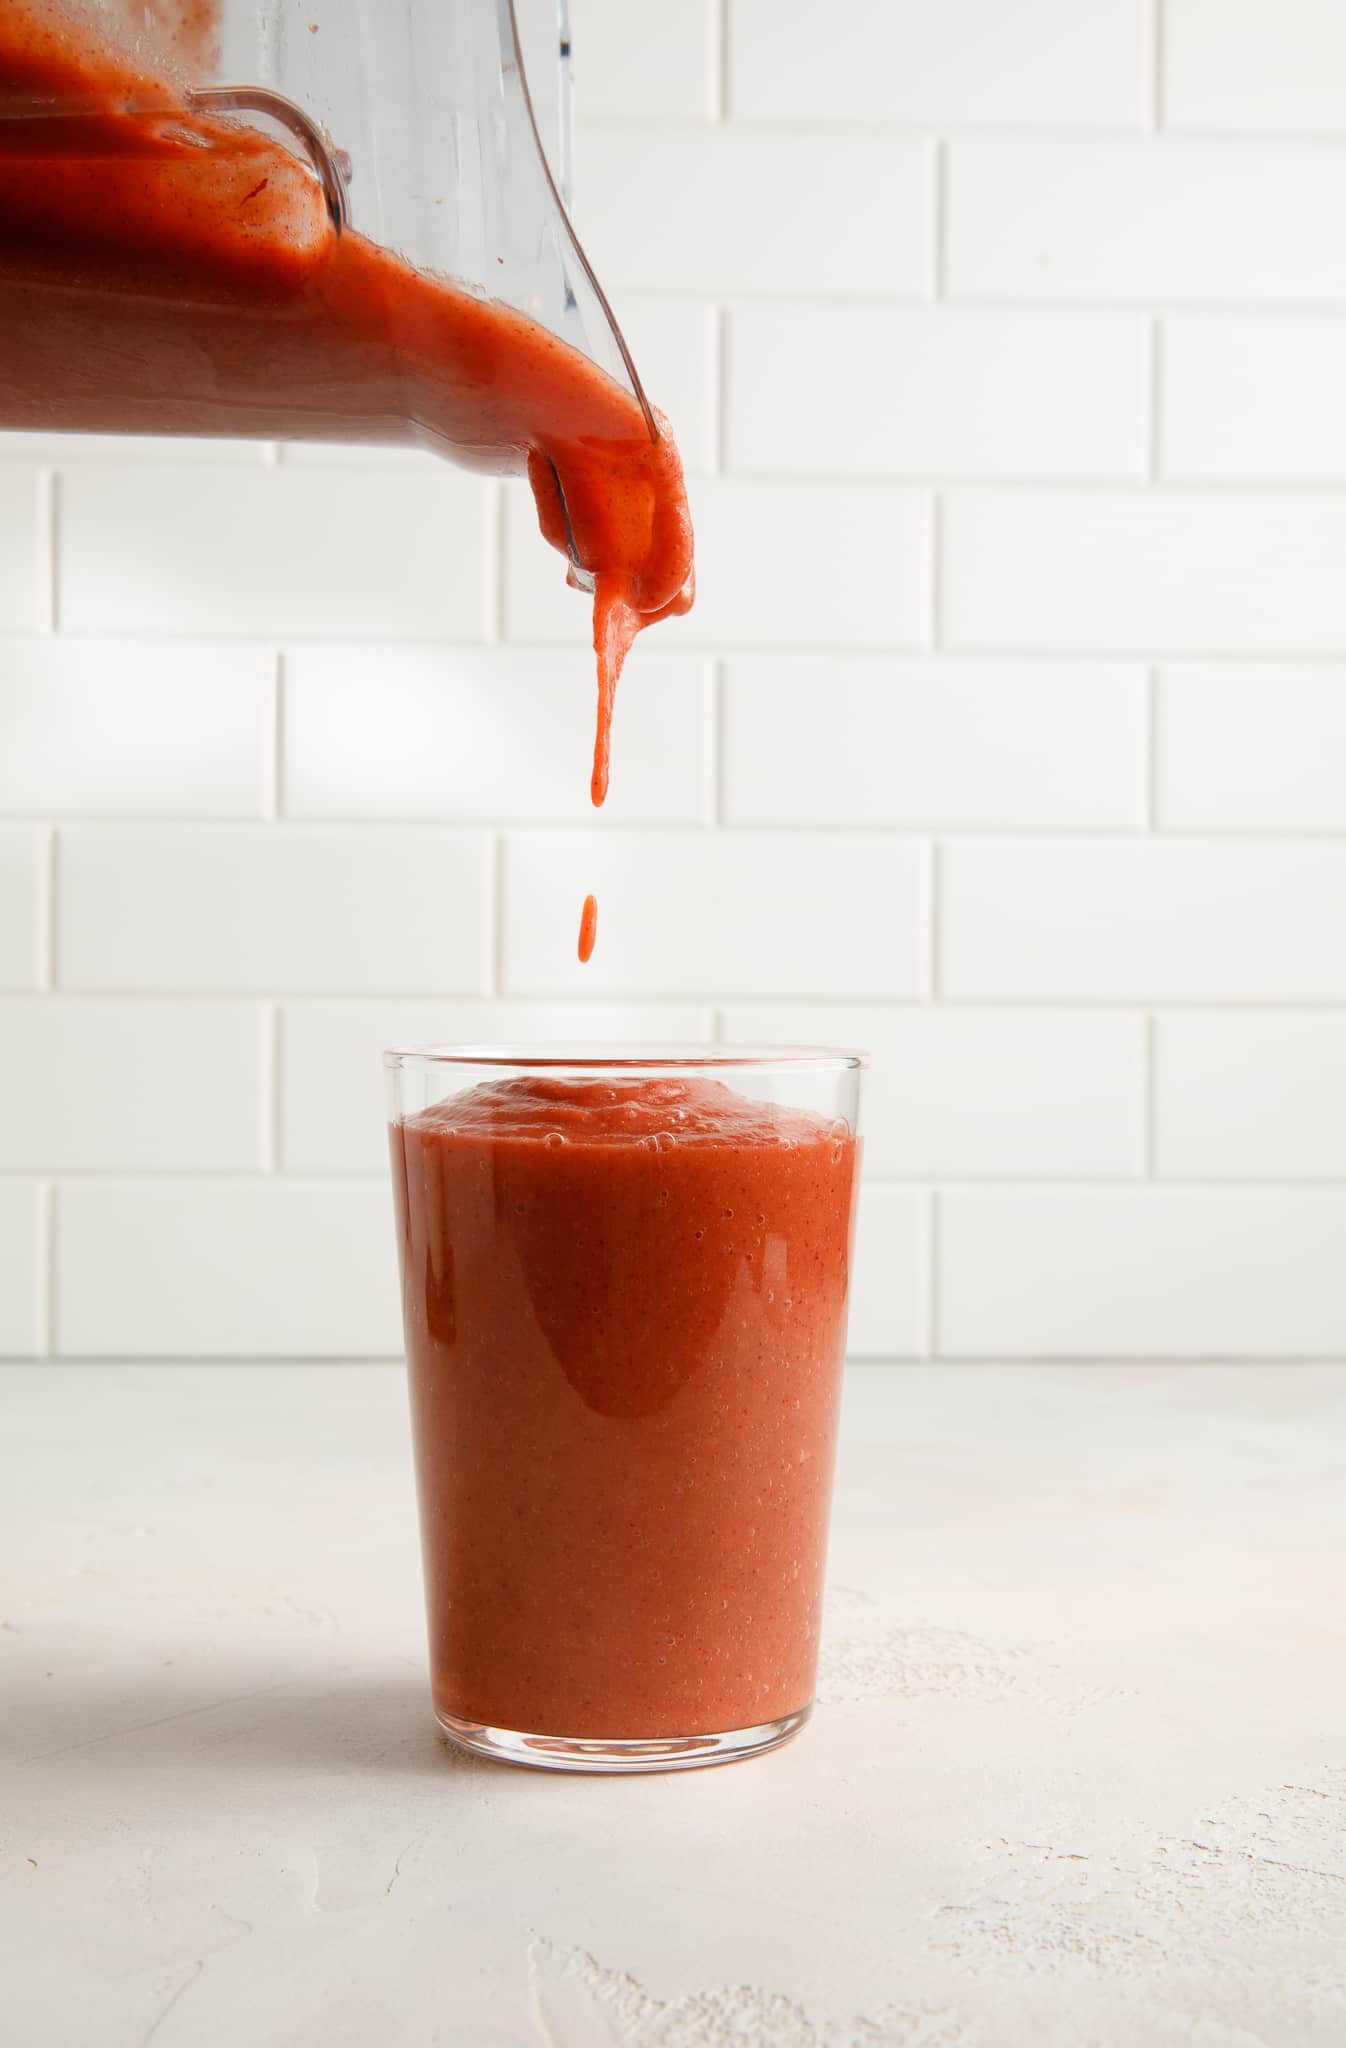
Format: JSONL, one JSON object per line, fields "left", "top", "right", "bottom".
{"left": 2, "top": 1363, "right": 1344, "bottom": 2047}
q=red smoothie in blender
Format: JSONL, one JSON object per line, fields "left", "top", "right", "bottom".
{"left": 0, "top": 0, "right": 694, "bottom": 820}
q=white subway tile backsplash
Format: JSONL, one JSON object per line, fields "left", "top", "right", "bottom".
{"left": 0, "top": 467, "right": 40, "bottom": 631}
{"left": 502, "top": 832, "right": 928, "bottom": 998}
{"left": 570, "top": 0, "right": 718, "bottom": 119}
{"left": 0, "top": 434, "right": 268, "bottom": 465}
{"left": 940, "top": 1189, "right": 1346, "bottom": 1357}
{"left": 2, "top": 0, "right": 1345, "bottom": 1366}
{"left": 1159, "top": 666, "right": 1346, "bottom": 831}
{"left": 727, "top": 307, "right": 1147, "bottom": 481}
{"left": 572, "top": 133, "right": 929, "bottom": 296}
{"left": 283, "top": 999, "right": 710, "bottom": 1173}
{"left": 0, "top": 1182, "right": 40, "bottom": 1357}
{"left": 1156, "top": 1013, "right": 1346, "bottom": 1181}
{"left": 724, "top": 1004, "right": 1145, "bottom": 1180}
{"left": 0, "top": 827, "right": 43, "bottom": 991}
{"left": 947, "top": 140, "right": 1346, "bottom": 304}
{"left": 731, "top": 0, "right": 1149, "bottom": 127}
{"left": 1165, "top": 0, "right": 1346, "bottom": 132}
{"left": 846, "top": 1188, "right": 926, "bottom": 1360}
{"left": 723, "top": 657, "right": 1146, "bottom": 828}
{"left": 283, "top": 645, "right": 710, "bottom": 825}
{"left": 506, "top": 480, "right": 928, "bottom": 651}
{"left": 688, "top": 485, "right": 928, "bottom": 649}
{"left": 56, "top": 1181, "right": 402, "bottom": 1358}
{"left": 59, "top": 827, "right": 489, "bottom": 994}
{"left": 0, "top": 641, "right": 272, "bottom": 817}
{"left": 944, "top": 839, "right": 1346, "bottom": 1002}
{"left": 58, "top": 466, "right": 492, "bottom": 640}
{"left": 0, "top": 1002, "right": 265, "bottom": 1171}
{"left": 500, "top": 491, "right": 595, "bottom": 648}
{"left": 1162, "top": 316, "right": 1346, "bottom": 482}
{"left": 944, "top": 490, "right": 1346, "bottom": 654}
{"left": 275, "top": 443, "right": 435, "bottom": 471}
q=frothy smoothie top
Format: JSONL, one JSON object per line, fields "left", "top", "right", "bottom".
{"left": 405, "top": 1074, "right": 847, "bottom": 1150}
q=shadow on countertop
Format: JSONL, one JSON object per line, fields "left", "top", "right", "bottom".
{"left": 0, "top": 1655, "right": 500, "bottom": 1785}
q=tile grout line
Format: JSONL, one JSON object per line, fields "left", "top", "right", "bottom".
{"left": 44, "top": 828, "right": 59, "bottom": 993}
{"left": 926, "top": 840, "right": 942, "bottom": 1004}
{"left": 1143, "top": 1012, "right": 1159, "bottom": 1178}
{"left": 710, "top": 658, "right": 728, "bottom": 826}
{"left": 1148, "top": 316, "right": 1163, "bottom": 483}
{"left": 19, "top": 993, "right": 1346, "bottom": 1014}
{"left": 10, "top": 1169, "right": 1346, "bottom": 1193}
{"left": 714, "top": 0, "right": 731, "bottom": 122}
{"left": 926, "top": 490, "right": 943, "bottom": 652}
{"left": 579, "top": 108, "right": 1346, "bottom": 142}
{"left": 926, "top": 1190, "right": 941, "bottom": 1360}
{"left": 1150, "top": 0, "right": 1166, "bottom": 130}
{"left": 23, "top": 820, "right": 1346, "bottom": 842}
{"left": 4, "top": 995, "right": 1345, "bottom": 1014}
{"left": 266, "top": 1005, "right": 283, "bottom": 1174}
{"left": 931, "top": 137, "right": 947, "bottom": 301}
{"left": 47, "top": 1350, "right": 1346, "bottom": 1366}
{"left": 490, "top": 832, "right": 506, "bottom": 997}
{"left": 1146, "top": 665, "right": 1161, "bottom": 828}
{"left": 521, "top": 283, "right": 1346, "bottom": 314}
{"left": 35, "top": 467, "right": 57, "bottom": 634}
{"left": 270, "top": 650, "right": 286, "bottom": 821}
{"left": 43, "top": 1179, "right": 58, "bottom": 1359}
{"left": 51, "top": 473, "right": 1346, "bottom": 496}
{"left": 714, "top": 304, "right": 732, "bottom": 475}
{"left": 491, "top": 482, "right": 508, "bottom": 645}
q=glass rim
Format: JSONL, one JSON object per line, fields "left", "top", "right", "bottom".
{"left": 383, "top": 1041, "right": 868, "bottom": 1074}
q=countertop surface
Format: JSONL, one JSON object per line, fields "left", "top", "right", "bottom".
{"left": 2, "top": 1363, "right": 1344, "bottom": 2047}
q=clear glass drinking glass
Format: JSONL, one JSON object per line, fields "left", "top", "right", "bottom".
{"left": 386, "top": 1045, "right": 866, "bottom": 1773}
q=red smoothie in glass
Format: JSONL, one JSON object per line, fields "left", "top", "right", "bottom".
{"left": 390, "top": 1072, "right": 860, "bottom": 1742}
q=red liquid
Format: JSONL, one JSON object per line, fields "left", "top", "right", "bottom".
{"left": 576, "top": 892, "right": 598, "bottom": 964}
{"left": 390, "top": 1075, "right": 859, "bottom": 1739}
{"left": 0, "top": 0, "right": 694, "bottom": 864}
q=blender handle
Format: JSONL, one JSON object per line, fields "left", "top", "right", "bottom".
{"left": 188, "top": 85, "right": 352, "bottom": 232}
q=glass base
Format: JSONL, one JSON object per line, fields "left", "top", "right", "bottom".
{"left": 436, "top": 1703, "right": 812, "bottom": 1773}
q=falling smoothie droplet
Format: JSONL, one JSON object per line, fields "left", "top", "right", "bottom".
{"left": 577, "top": 893, "right": 598, "bottom": 964}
